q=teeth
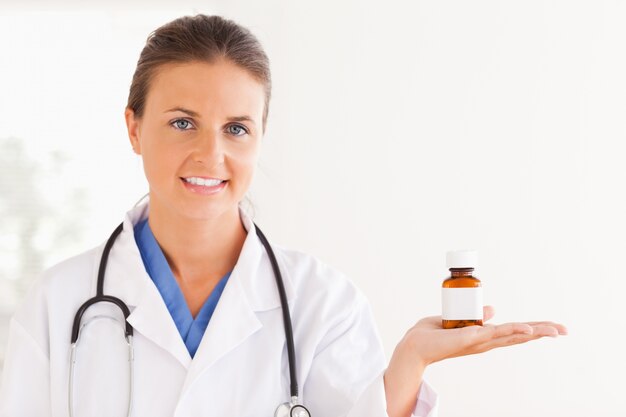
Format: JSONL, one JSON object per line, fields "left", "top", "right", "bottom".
{"left": 184, "top": 177, "right": 224, "bottom": 187}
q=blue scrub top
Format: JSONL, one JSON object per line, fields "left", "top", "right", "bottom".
{"left": 134, "top": 218, "right": 231, "bottom": 358}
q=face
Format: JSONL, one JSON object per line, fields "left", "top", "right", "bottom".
{"left": 125, "top": 59, "right": 265, "bottom": 221}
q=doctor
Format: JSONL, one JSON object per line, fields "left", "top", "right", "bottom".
{"left": 0, "top": 14, "right": 566, "bottom": 417}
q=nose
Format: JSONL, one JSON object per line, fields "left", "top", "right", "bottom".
{"left": 191, "top": 131, "right": 225, "bottom": 168}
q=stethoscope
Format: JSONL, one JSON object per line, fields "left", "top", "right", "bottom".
{"left": 69, "top": 220, "right": 311, "bottom": 417}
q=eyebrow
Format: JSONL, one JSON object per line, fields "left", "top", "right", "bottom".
{"left": 165, "top": 107, "right": 256, "bottom": 125}
{"left": 165, "top": 106, "right": 200, "bottom": 117}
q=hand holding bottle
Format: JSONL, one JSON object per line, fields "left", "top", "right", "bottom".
{"left": 401, "top": 304, "right": 567, "bottom": 366}
{"left": 384, "top": 305, "right": 567, "bottom": 417}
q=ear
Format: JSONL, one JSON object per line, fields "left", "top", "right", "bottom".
{"left": 125, "top": 107, "right": 142, "bottom": 155}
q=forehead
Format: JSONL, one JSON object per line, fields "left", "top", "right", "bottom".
{"left": 144, "top": 60, "right": 265, "bottom": 118}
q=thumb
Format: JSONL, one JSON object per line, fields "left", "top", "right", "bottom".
{"left": 483, "top": 305, "right": 496, "bottom": 322}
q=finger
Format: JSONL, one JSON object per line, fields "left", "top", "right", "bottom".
{"left": 470, "top": 333, "right": 546, "bottom": 354}
{"left": 443, "top": 331, "right": 546, "bottom": 359}
{"left": 524, "top": 321, "right": 568, "bottom": 335}
{"left": 474, "top": 322, "right": 533, "bottom": 343}
{"left": 472, "top": 324, "right": 565, "bottom": 352}
{"left": 529, "top": 324, "right": 560, "bottom": 337}
{"left": 483, "top": 305, "right": 495, "bottom": 322}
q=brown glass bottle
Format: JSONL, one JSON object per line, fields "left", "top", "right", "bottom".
{"left": 442, "top": 268, "right": 483, "bottom": 328}
{"left": 441, "top": 250, "right": 483, "bottom": 329}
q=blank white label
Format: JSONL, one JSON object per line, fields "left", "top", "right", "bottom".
{"left": 442, "top": 287, "right": 483, "bottom": 320}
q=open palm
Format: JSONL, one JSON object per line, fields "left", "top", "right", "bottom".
{"left": 384, "top": 306, "right": 568, "bottom": 417}
{"left": 404, "top": 305, "right": 568, "bottom": 366}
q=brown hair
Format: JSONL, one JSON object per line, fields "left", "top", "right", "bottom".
{"left": 127, "top": 14, "right": 272, "bottom": 133}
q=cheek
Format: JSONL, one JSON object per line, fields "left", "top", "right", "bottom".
{"left": 227, "top": 147, "right": 259, "bottom": 189}
{"left": 236, "top": 146, "right": 260, "bottom": 178}
{"left": 141, "top": 138, "right": 179, "bottom": 184}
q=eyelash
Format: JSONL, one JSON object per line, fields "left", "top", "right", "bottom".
{"left": 170, "top": 118, "right": 249, "bottom": 136}
{"left": 227, "top": 124, "right": 249, "bottom": 136}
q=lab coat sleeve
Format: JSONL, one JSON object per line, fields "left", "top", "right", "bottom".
{"left": 302, "top": 292, "right": 438, "bottom": 417}
{"left": 0, "top": 266, "right": 58, "bottom": 417}
{"left": 348, "top": 368, "right": 439, "bottom": 417}
{"left": 0, "top": 318, "right": 52, "bottom": 417}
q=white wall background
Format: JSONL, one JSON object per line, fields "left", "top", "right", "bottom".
{"left": 1, "top": 1, "right": 624, "bottom": 416}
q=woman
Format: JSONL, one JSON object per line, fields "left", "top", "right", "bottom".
{"left": 0, "top": 14, "right": 566, "bottom": 417}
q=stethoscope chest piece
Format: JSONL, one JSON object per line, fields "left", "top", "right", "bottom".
{"left": 275, "top": 400, "right": 311, "bottom": 417}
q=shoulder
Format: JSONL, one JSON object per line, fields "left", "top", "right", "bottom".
{"left": 34, "top": 244, "right": 102, "bottom": 297}
{"left": 276, "top": 245, "right": 366, "bottom": 299}
{"left": 271, "top": 244, "right": 370, "bottom": 323}
{"left": 3, "top": 243, "right": 103, "bottom": 358}
{"left": 11, "top": 244, "right": 103, "bottom": 334}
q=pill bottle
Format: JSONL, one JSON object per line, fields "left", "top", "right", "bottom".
{"left": 441, "top": 250, "right": 483, "bottom": 329}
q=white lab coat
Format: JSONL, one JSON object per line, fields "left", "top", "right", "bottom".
{"left": 0, "top": 201, "right": 438, "bottom": 417}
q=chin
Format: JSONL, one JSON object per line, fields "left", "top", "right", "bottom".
{"left": 176, "top": 201, "right": 239, "bottom": 222}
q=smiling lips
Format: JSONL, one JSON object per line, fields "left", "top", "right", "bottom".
{"left": 180, "top": 176, "right": 227, "bottom": 194}
{"left": 183, "top": 176, "right": 224, "bottom": 186}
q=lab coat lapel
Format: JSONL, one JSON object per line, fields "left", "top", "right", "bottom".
{"left": 179, "top": 206, "right": 296, "bottom": 397}
{"left": 102, "top": 200, "right": 297, "bottom": 397}
{"left": 180, "top": 266, "right": 262, "bottom": 397}
{"left": 102, "top": 201, "right": 192, "bottom": 370}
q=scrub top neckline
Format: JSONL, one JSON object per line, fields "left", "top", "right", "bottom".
{"left": 133, "top": 217, "right": 231, "bottom": 358}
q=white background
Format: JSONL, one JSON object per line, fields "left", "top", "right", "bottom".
{"left": 1, "top": 1, "right": 624, "bottom": 416}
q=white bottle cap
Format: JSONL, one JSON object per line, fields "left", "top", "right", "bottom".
{"left": 446, "top": 250, "right": 478, "bottom": 269}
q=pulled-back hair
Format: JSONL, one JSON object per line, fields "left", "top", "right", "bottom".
{"left": 127, "top": 14, "right": 272, "bottom": 132}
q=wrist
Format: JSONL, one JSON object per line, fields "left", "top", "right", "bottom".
{"left": 399, "top": 330, "right": 431, "bottom": 369}
{"left": 384, "top": 339, "right": 429, "bottom": 417}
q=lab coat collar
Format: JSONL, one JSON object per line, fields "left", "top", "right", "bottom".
{"left": 101, "top": 199, "right": 296, "bottom": 374}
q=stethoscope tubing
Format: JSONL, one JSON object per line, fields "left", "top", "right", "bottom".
{"left": 69, "top": 219, "right": 305, "bottom": 415}
{"left": 254, "top": 225, "right": 299, "bottom": 399}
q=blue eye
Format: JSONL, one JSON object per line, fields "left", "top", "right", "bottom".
{"left": 227, "top": 124, "right": 248, "bottom": 136}
{"left": 172, "top": 119, "right": 193, "bottom": 130}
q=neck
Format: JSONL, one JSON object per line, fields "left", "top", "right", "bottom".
{"left": 146, "top": 197, "right": 247, "bottom": 286}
